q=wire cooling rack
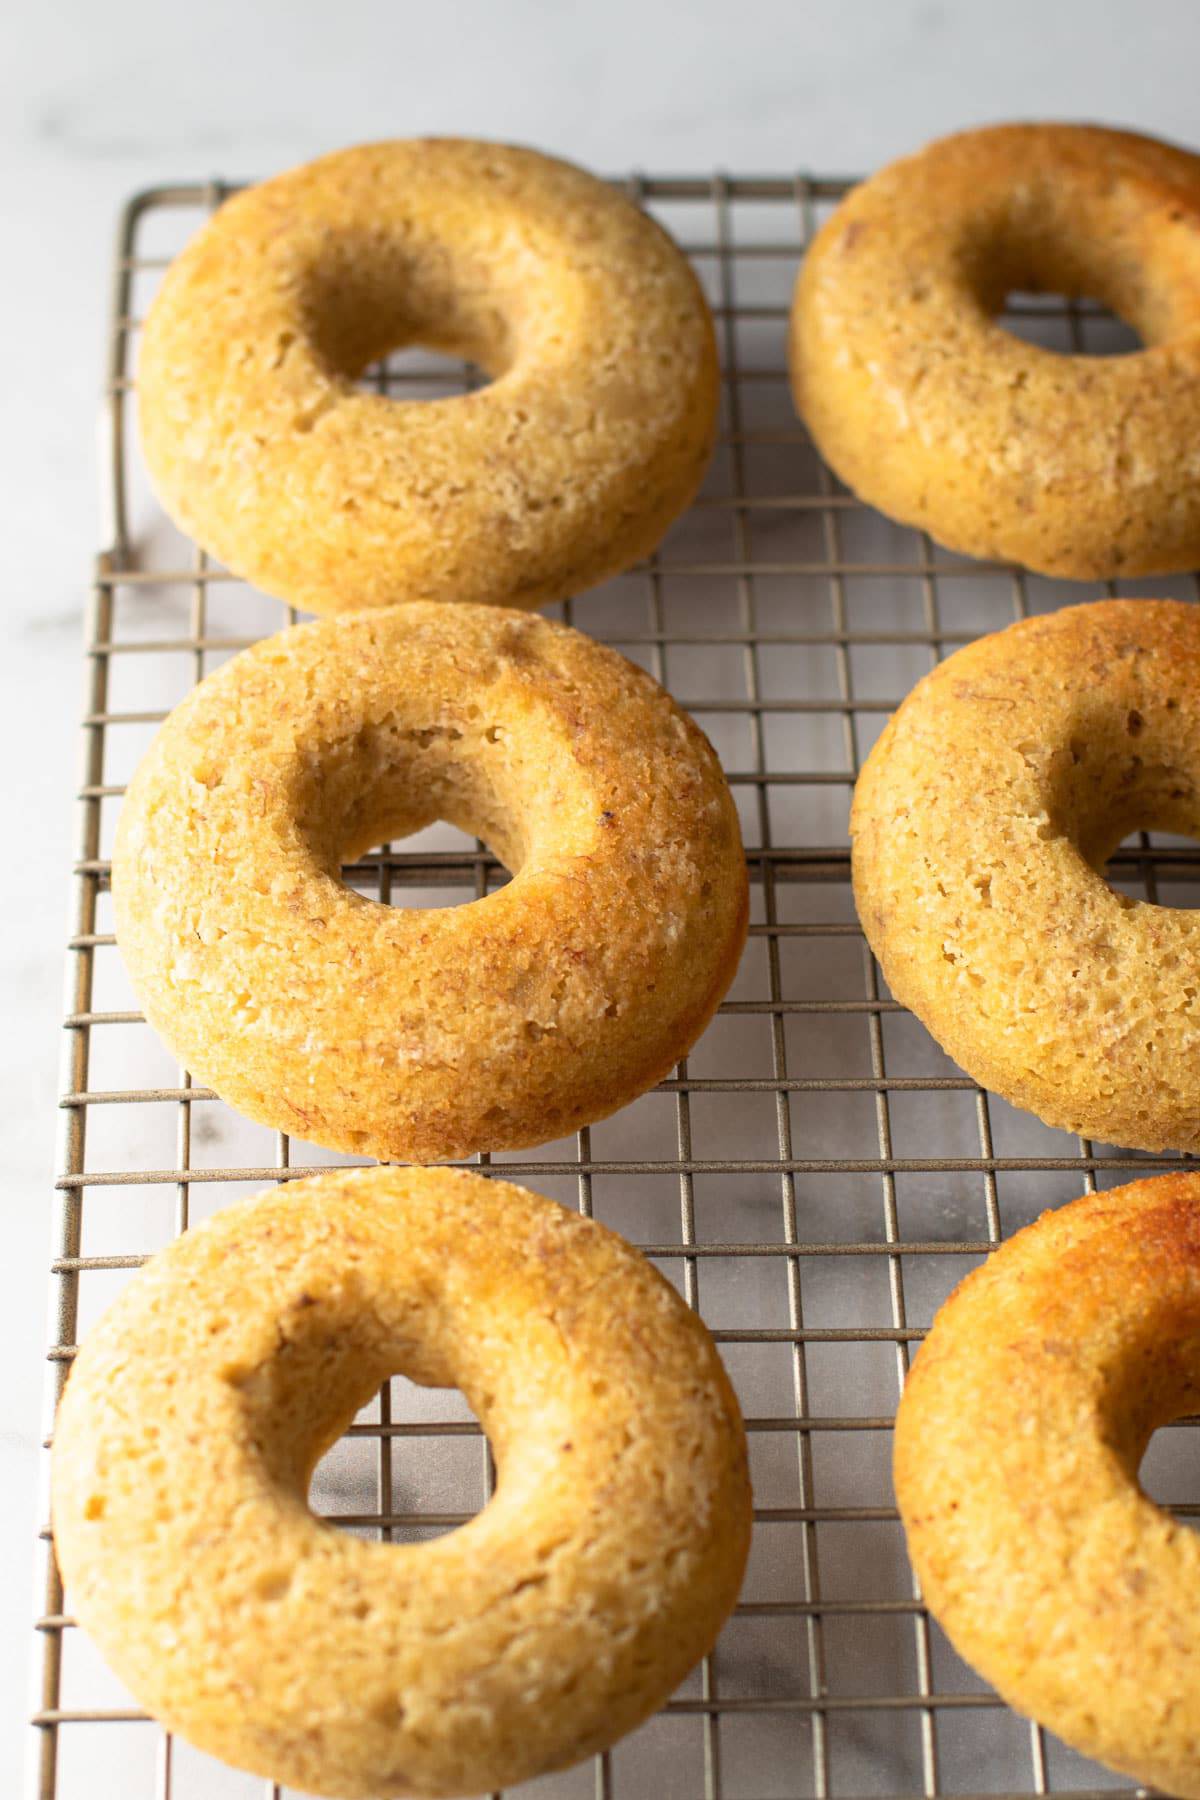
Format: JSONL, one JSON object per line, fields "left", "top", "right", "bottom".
{"left": 31, "top": 173, "right": 1200, "bottom": 1800}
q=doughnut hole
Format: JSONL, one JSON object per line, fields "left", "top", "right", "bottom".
{"left": 357, "top": 344, "right": 490, "bottom": 403}
{"left": 217, "top": 1209, "right": 587, "bottom": 1565}
{"left": 295, "top": 229, "right": 524, "bottom": 380}
{"left": 344, "top": 822, "right": 512, "bottom": 912}
{"left": 1020, "top": 690, "right": 1200, "bottom": 912}
{"left": 268, "top": 208, "right": 587, "bottom": 434}
{"left": 310, "top": 1374, "right": 487, "bottom": 1550}
{"left": 284, "top": 692, "right": 597, "bottom": 917}
{"left": 962, "top": 171, "right": 1200, "bottom": 351}
{"left": 1085, "top": 1255, "right": 1200, "bottom": 1514}
{"left": 1101, "top": 828, "right": 1200, "bottom": 910}
{"left": 1000, "top": 292, "right": 1142, "bottom": 356}
{"left": 1139, "top": 1418, "right": 1200, "bottom": 1533}
{"left": 222, "top": 1276, "right": 500, "bottom": 1556}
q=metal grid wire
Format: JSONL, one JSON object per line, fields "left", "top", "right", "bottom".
{"left": 30, "top": 172, "right": 1200, "bottom": 1800}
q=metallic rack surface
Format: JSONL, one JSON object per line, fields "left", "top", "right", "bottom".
{"left": 31, "top": 174, "right": 1198, "bottom": 1800}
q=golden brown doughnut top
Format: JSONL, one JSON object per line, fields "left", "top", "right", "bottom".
{"left": 52, "top": 1166, "right": 752, "bottom": 1796}
{"left": 792, "top": 124, "right": 1200, "bottom": 577}
{"left": 113, "top": 602, "right": 748, "bottom": 1161}
{"left": 852, "top": 598, "right": 1200, "bottom": 1152}
{"left": 137, "top": 138, "right": 719, "bottom": 612}
{"left": 896, "top": 1172, "right": 1200, "bottom": 1796}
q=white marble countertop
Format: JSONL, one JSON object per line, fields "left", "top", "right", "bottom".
{"left": 6, "top": 0, "right": 1200, "bottom": 1785}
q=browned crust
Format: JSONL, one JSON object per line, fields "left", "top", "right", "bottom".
{"left": 138, "top": 138, "right": 719, "bottom": 614}
{"left": 895, "top": 1172, "right": 1200, "bottom": 1796}
{"left": 852, "top": 598, "right": 1200, "bottom": 1152}
{"left": 113, "top": 603, "right": 749, "bottom": 1161}
{"left": 791, "top": 123, "right": 1200, "bottom": 578}
{"left": 52, "top": 1166, "right": 753, "bottom": 1796}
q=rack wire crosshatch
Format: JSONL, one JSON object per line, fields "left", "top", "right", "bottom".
{"left": 30, "top": 172, "right": 1200, "bottom": 1800}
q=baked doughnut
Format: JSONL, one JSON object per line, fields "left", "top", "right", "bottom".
{"left": 137, "top": 138, "right": 719, "bottom": 614}
{"left": 896, "top": 1172, "right": 1200, "bottom": 1796}
{"left": 852, "top": 599, "right": 1200, "bottom": 1152}
{"left": 113, "top": 602, "right": 748, "bottom": 1161}
{"left": 791, "top": 123, "right": 1200, "bottom": 578}
{"left": 52, "top": 1165, "right": 752, "bottom": 1797}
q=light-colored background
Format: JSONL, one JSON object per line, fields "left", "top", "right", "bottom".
{"left": 5, "top": 0, "right": 1198, "bottom": 1786}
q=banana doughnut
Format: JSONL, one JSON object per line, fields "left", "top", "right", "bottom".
{"left": 137, "top": 138, "right": 719, "bottom": 614}
{"left": 852, "top": 599, "right": 1200, "bottom": 1152}
{"left": 791, "top": 123, "right": 1200, "bottom": 578}
{"left": 113, "top": 602, "right": 748, "bottom": 1161}
{"left": 52, "top": 1165, "right": 752, "bottom": 1798}
{"left": 895, "top": 1172, "right": 1200, "bottom": 1796}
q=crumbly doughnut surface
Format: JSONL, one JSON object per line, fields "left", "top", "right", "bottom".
{"left": 791, "top": 123, "right": 1200, "bottom": 578}
{"left": 852, "top": 599, "right": 1200, "bottom": 1152}
{"left": 52, "top": 1166, "right": 752, "bottom": 1798}
{"left": 137, "top": 138, "right": 719, "bottom": 613}
{"left": 896, "top": 1173, "right": 1200, "bottom": 1796}
{"left": 112, "top": 602, "right": 748, "bottom": 1161}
